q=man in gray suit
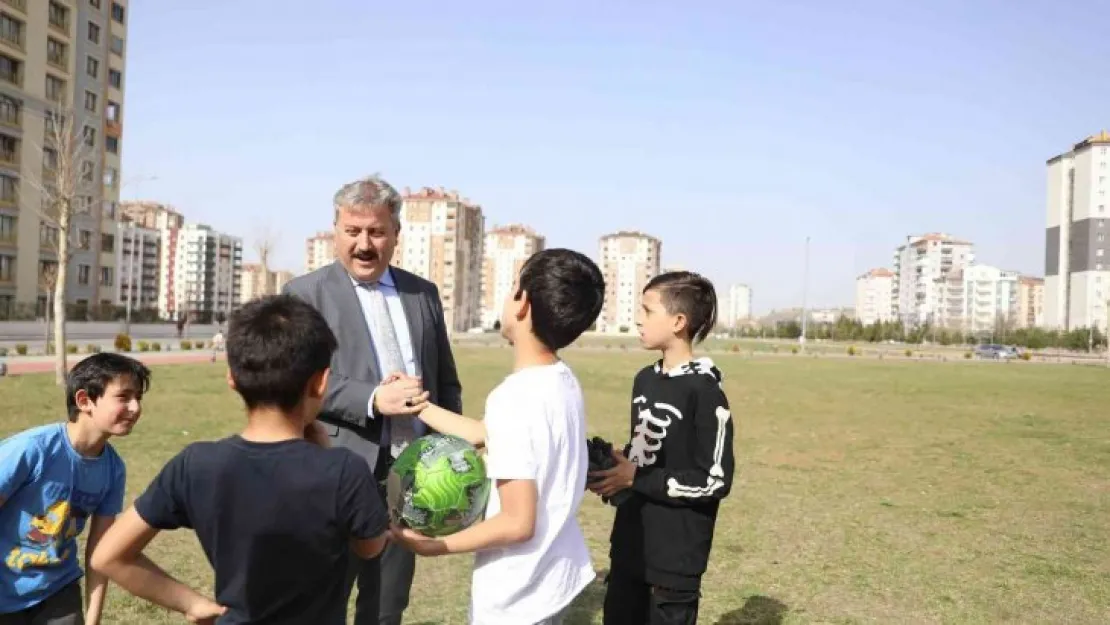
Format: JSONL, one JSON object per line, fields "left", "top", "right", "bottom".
{"left": 282, "top": 174, "right": 462, "bottom": 625}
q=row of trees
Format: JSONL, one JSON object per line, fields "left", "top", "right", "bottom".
{"left": 728, "top": 316, "right": 1108, "bottom": 351}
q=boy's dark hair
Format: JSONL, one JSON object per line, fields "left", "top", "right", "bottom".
{"left": 66, "top": 353, "right": 152, "bottom": 421}
{"left": 644, "top": 271, "right": 718, "bottom": 344}
{"left": 226, "top": 294, "right": 338, "bottom": 411}
{"left": 515, "top": 248, "right": 605, "bottom": 351}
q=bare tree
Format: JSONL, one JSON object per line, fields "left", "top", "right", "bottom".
{"left": 254, "top": 226, "right": 277, "bottom": 296}
{"left": 38, "top": 260, "right": 59, "bottom": 350}
{"left": 24, "top": 107, "right": 99, "bottom": 385}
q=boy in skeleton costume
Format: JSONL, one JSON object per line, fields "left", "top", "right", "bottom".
{"left": 589, "top": 272, "right": 735, "bottom": 625}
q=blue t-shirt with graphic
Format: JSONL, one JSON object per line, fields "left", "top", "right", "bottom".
{"left": 0, "top": 424, "right": 126, "bottom": 614}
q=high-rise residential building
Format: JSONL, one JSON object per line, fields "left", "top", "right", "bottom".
{"left": 934, "top": 263, "right": 1019, "bottom": 334}
{"left": 394, "top": 187, "right": 484, "bottom": 332}
{"left": 1016, "top": 276, "right": 1045, "bottom": 329}
{"left": 723, "top": 283, "right": 752, "bottom": 327}
{"left": 855, "top": 268, "right": 895, "bottom": 326}
{"left": 114, "top": 220, "right": 159, "bottom": 313}
{"left": 120, "top": 200, "right": 184, "bottom": 230}
{"left": 238, "top": 264, "right": 293, "bottom": 304}
{"left": 0, "top": 0, "right": 130, "bottom": 319}
{"left": 304, "top": 231, "right": 334, "bottom": 274}
{"left": 480, "top": 224, "right": 544, "bottom": 329}
{"left": 892, "top": 233, "right": 974, "bottom": 327}
{"left": 1044, "top": 131, "right": 1110, "bottom": 331}
{"left": 598, "top": 231, "right": 661, "bottom": 333}
{"left": 159, "top": 224, "right": 242, "bottom": 322}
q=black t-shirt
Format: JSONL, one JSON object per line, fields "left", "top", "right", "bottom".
{"left": 135, "top": 436, "right": 387, "bottom": 625}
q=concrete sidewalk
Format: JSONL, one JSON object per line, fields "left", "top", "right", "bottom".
{"left": 1, "top": 351, "right": 224, "bottom": 376}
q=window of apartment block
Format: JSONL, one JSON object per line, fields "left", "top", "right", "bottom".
{"left": 78, "top": 264, "right": 90, "bottom": 285}
{"left": 0, "top": 214, "right": 14, "bottom": 241}
{"left": 48, "top": 3, "right": 68, "bottom": 31}
{"left": 100, "top": 267, "right": 112, "bottom": 286}
{"left": 0, "top": 132, "right": 16, "bottom": 163}
{"left": 39, "top": 225, "right": 58, "bottom": 246}
{"left": 0, "top": 94, "right": 18, "bottom": 126}
{"left": 105, "top": 135, "right": 118, "bottom": 153}
{"left": 0, "top": 253, "right": 14, "bottom": 281}
{"left": 0, "top": 173, "right": 16, "bottom": 202}
{"left": 87, "top": 21, "right": 100, "bottom": 44}
{"left": 110, "top": 35, "right": 123, "bottom": 56}
{"left": 105, "top": 101, "right": 120, "bottom": 122}
{"left": 0, "top": 54, "right": 18, "bottom": 86}
{"left": 84, "top": 90, "right": 97, "bottom": 112}
{"left": 46, "top": 38, "right": 66, "bottom": 68}
{"left": 82, "top": 126, "right": 95, "bottom": 146}
{"left": 81, "top": 161, "right": 93, "bottom": 182}
{"left": 108, "top": 69, "right": 121, "bottom": 88}
{"left": 79, "top": 229, "right": 91, "bottom": 250}
{"left": 103, "top": 167, "right": 117, "bottom": 188}
{"left": 111, "top": 3, "right": 125, "bottom": 23}
{"left": 86, "top": 55, "right": 99, "bottom": 78}
{"left": 0, "top": 14, "right": 23, "bottom": 49}
{"left": 101, "top": 233, "right": 114, "bottom": 253}
{"left": 90, "top": 0, "right": 101, "bottom": 8}
{"left": 45, "top": 75, "right": 65, "bottom": 104}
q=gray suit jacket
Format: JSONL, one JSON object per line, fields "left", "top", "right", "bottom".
{"left": 282, "top": 261, "right": 463, "bottom": 474}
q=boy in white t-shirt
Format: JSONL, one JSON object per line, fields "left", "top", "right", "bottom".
{"left": 390, "top": 248, "right": 606, "bottom": 625}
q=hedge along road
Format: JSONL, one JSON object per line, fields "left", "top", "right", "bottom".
{"left": 1, "top": 351, "right": 224, "bottom": 376}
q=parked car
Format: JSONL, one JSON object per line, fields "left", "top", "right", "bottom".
{"left": 974, "top": 344, "right": 1020, "bottom": 359}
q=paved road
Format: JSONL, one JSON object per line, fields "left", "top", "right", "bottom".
{"left": 0, "top": 321, "right": 222, "bottom": 351}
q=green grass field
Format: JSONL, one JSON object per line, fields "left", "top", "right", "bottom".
{"left": 2, "top": 349, "right": 1108, "bottom": 624}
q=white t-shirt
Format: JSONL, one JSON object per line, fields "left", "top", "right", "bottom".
{"left": 470, "top": 361, "right": 596, "bottom": 624}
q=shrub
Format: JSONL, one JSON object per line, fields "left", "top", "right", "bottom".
{"left": 15, "top": 344, "right": 27, "bottom": 356}
{"left": 152, "top": 342, "right": 162, "bottom": 352}
{"left": 964, "top": 351, "right": 972, "bottom": 359}
{"left": 731, "top": 344, "right": 740, "bottom": 353}
{"left": 904, "top": 349, "right": 913, "bottom": 358}
{"left": 181, "top": 340, "right": 193, "bottom": 351}
{"left": 847, "top": 346, "right": 857, "bottom": 356}
{"left": 138, "top": 341, "right": 150, "bottom": 352}
{"left": 791, "top": 346, "right": 799, "bottom": 354}
{"left": 1020, "top": 351, "right": 1032, "bottom": 361}
{"left": 66, "top": 344, "right": 78, "bottom": 354}
{"left": 0, "top": 347, "right": 7, "bottom": 357}
{"left": 114, "top": 333, "right": 132, "bottom": 352}
{"left": 86, "top": 344, "right": 101, "bottom": 354}
{"left": 194, "top": 341, "right": 205, "bottom": 349}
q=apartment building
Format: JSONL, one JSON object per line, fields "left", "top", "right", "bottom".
{"left": 480, "top": 224, "right": 544, "bottom": 329}
{"left": 598, "top": 231, "right": 661, "bottom": 333}
{"left": 120, "top": 200, "right": 184, "bottom": 230}
{"left": 1016, "top": 276, "right": 1044, "bottom": 329}
{"left": 0, "top": 0, "right": 129, "bottom": 319}
{"left": 394, "top": 187, "right": 484, "bottom": 332}
{"left": 304, "top": 231, "right": 334, "bottom": 274}
{"left": 855, "top": 268, "right": 894, "bottom": 326}
{"left": 239, "top": 264, "right": 293, "bottom": 304}
{"left": 1044, "top": 131, "right": 1110, "bottom": 331}
{"left": 723, "top": 283, "right": 752, "bottom": 327}
{"left": 934, "top": 263, "right": 1019, "bottom": 334}
{"left": 892, "top": 233, "right": 974, "bottom": 327}
{"left": 160, "top": 223, "right": 242, "bottom": 322}
{"left": 114, "top": 219, "right": 158, "bottom": 312}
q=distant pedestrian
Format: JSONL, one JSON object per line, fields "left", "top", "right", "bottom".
{"left": 211, "top": 330, "right": 225, "bottom": 363}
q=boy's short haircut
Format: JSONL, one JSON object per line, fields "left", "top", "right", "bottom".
{"left": 226, "top": 294, "right": 338, "bottom": 411}
{"left": 66, "top": 353, "right": 152, "bottom": 421}
{"left": 516, "top": 248, "right": 605, "bottom": 351}
{"left": 644, "top": 271, "right": 718, "bottom": 344}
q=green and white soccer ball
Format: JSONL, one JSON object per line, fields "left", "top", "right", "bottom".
{"left": 386, "top": 433, "right": 491, "bottom": 537}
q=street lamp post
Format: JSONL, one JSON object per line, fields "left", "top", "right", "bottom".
{"left": 800, "top": 236, "right": 810, "bottom": 352}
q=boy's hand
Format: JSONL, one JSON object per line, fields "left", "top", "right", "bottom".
{"left": 185, "top": 597, "right": 227, "bottom": 624}
{"left": 375, "top": 373, "right": 430, "bottom": 416}
{"left": 389, "top": 523, "right": 447, "bottom": 557}
{"left": 588, "top": 449, "right": 637, "bottom": 497}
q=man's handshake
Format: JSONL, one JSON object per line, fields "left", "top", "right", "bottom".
{"left": 374, "top": 372, "right": 431, "bottom": 416}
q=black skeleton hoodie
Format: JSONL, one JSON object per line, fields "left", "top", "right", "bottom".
{"left": 608, "top": 357, "right": 735, "bottom": 591}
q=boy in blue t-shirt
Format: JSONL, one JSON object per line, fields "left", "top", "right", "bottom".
{"left": 0, "top": 353, "right": 151, "bottom": 625}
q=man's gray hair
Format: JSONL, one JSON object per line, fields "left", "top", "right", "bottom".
{"left": 333, "top": 174, "right": 403, "bottom": 223}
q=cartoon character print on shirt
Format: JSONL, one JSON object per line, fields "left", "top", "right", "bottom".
{"left": 6, "top": 488, "right": 98, "bottom": 571}
{"left": 627, "top": 396, "right": 684, "bottom": 468}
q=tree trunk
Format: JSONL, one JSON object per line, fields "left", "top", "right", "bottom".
{"left": 53, "top": 225, "right": 68, "bottom": 386}
{"left": 44, "top": 289, "right": 52, "bottom": 349}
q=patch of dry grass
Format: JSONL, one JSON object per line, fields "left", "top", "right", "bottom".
{"left": 1, "top": 349, "right": 1107, "bottom": 624}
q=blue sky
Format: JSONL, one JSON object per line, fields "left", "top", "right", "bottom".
{"left": 119, "top": 0, "right": 1110, "bottom": 313}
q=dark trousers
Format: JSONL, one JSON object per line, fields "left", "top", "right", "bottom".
{"left": 602, "top": 569, "right": 700, "bottom": 625}
{"left": 344, "top": 483, "right": 417, "bottom": 625}
{"left": 0, "top": 581, "right": 83, "bottom": 625}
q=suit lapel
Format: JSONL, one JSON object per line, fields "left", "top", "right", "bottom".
{"left": 391, "top": 268, "right": 425, "bottom": 377}
{"left": 327, "top": 262, "right": 382, "bottom": 382}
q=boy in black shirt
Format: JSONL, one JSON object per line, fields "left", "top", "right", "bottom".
{"left": 90, "top": 295, "right": 389, "bottom": 624}
{"left": 589, "top": 271, "right": 735, "bottom": 625}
